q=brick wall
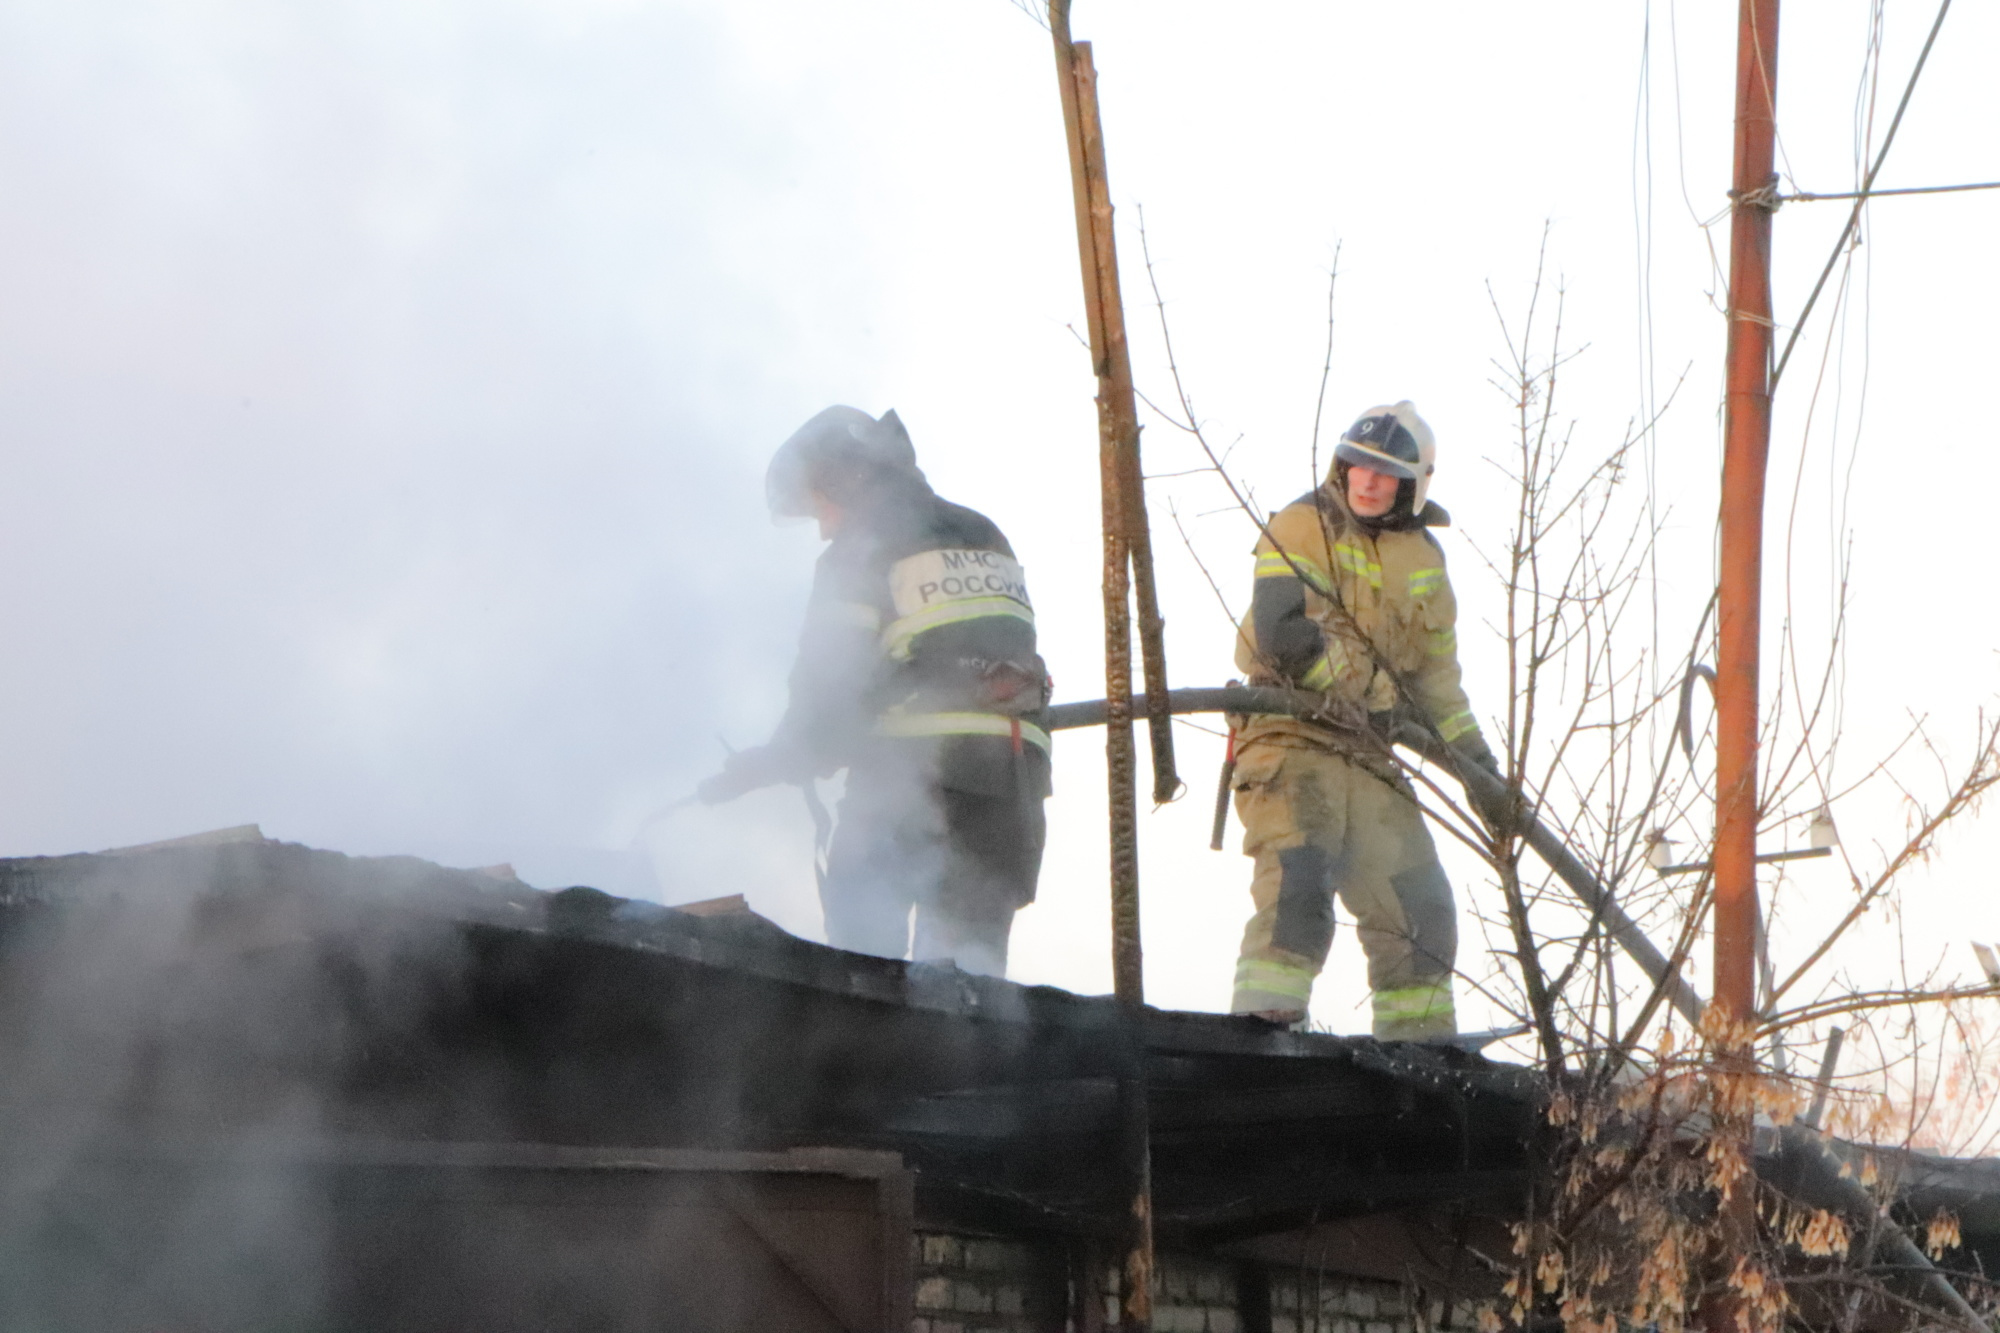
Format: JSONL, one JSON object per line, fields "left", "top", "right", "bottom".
{"left": 1264, "top": 1271, "right": 1441, "bottom": 1333}
{"left": 910, "top": 1233, "right": 1048, "bottom": 1333}
{"left": 1147, "top": 1252, "right": 1242, "bottom": 1332}
{"left": 910, "top": 1230, "right": 1458, "bottom": 1333}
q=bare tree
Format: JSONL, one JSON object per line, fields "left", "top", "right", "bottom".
{"left": 1132, "top": 222, "right": 2000, "bottom": 1333}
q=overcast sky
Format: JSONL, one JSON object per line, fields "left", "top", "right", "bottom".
{"left": 2, "top": 0, "right": 1995, "bottom": 1038}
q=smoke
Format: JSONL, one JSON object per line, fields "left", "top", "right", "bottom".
{"left": 0, "top": 843, "right": 454, "bottom": 1326}
{"left": 18, "top": 0, "right": 1997, "bottom": 1034}
{"left": 0, "top": 838, "right": 899, "bottom": 1327}
{"left": 0, "top": 822, "right": 1018, "bottom": 1330}
{"left": 0, "top": 0, "right": 867, "bottom": 935}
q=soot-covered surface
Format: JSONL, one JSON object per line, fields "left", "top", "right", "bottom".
{"left": 0, "top": 836, "right": 1541, "bottom": 1246}
{"left": 10, "top": 837, "right": 2000, "bottom": 1333}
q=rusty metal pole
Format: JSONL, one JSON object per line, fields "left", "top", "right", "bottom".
{"left": 1047, "top": 3, "right": 1155, "bottom": 1325}
{"left": 1711, "top": 1, "right": 1779, "bottom": 1328}
{"left": 1715, "top": 0, "right": 1779, "bottom": 1043}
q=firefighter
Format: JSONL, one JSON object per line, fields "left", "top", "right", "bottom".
{"left": 696, "top": 405, "right": 1051, "bottom": 977}
{"left": 1227, "top": 400, "right": 1497, "bottom": 1039}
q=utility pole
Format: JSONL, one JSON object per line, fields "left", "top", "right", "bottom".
{"left": 1715, "top": 0, "right": 1778, "bottom": 1050}
{"left": 1047, "top": 2, "right": 1164, "bottom": 1324}
{"left": 1711, "top": 0, "right": 1778, "bottom": 1328}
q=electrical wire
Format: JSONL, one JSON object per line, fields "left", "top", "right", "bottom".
{"left": 1783, "top": 180, "right": 2000, "bottom": 202}
{"left": 1771, "top": 0, "right": 1956, "bottom": 390}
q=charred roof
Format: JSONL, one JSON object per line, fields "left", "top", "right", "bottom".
{"left": 0, "top": 836, "right": 1540, "bottom": 1245}
{"left": 7, "top": 832, "right": 2000, "bottom": 1301}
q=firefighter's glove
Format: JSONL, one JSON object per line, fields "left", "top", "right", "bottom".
{"left": 1365, "top": 706, "right": 1413, "bottom": 753}
{"left": 696, "top": 745, "right": 792, "bottom": 805}
{"left": 1456, "top": 733, "right": 1501, "bottom": 776}
{"left": 1452, "top": 737, "right": 1525, "bottom": 834}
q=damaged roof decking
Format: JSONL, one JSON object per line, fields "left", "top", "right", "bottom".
{"left": 0, "top": 839, "right": 1541, "bottom": 1245}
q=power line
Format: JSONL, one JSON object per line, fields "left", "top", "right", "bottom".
{"left": 1770, "top": 0, "right": 1955, "bottom": 391}
{"left": 1781, "top": 179, "right": 2000, "bottom": 202}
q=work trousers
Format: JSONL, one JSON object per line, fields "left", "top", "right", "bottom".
{"left": 1230, "top": 741, "right": 1458, "bottom": 1039}
{"left": 821, "top": 767, "right": 1047, "bottom": 978}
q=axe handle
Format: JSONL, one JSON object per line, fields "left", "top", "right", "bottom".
{"left": 1208, "top": 731, "right": 1237, "bottom": 851}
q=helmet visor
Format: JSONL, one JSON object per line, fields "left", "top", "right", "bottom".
{"left": 1334, "top": 437, "right": 1419, "bottom": 481}
{"left": 764, "top": 449, "right": 817, "bottom": 519}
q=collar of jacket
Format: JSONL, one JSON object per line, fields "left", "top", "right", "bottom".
{"left": 836, "top": 474, "right": 940, "bottom": 541}
{"left": 1314, "top": 483, "right": 1451, "bottom": 533}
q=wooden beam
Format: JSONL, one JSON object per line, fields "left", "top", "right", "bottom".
{"left": 1047, "top": 5, "right": 1160, "bottom": 1324}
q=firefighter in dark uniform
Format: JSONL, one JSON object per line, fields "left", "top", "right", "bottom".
{"left": 698, "top": 406, "right": 1051, "bottom": 977}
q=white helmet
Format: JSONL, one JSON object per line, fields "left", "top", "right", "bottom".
{"left": 1334, "top": 401, "right": 1437, "bottom": 517}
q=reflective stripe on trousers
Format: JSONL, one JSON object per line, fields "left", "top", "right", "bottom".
{"left": 1233, "top": 955, "right": 1316, "bottom": 1007}
{"left": 1371, "top": 978, "right": 1457, "bottom": 1041}
{"left": 1228, "top": 742, "right": 1458, "bottom": 1036}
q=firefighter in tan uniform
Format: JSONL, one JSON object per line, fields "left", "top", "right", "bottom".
{"left": 1229, "top": 401, "right": 1497, "bottom": 1039}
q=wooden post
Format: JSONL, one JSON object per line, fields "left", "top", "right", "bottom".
{"left": 1047, "top": 3, "right": 1159, "bottom": 1325}
{"left": 1050, "top": 25, "right": 1144, "bottom": 1009}
{"left": 1047, "top": 11, "right": 1179, "bottom": 814}
{"left": 1710, "top": 1, "right": 1779, "bottom": 1329}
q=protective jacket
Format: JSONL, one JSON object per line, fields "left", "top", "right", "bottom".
{"left": 1226, "top": 482, "right": 1483, "bottom": 1037}
{"left": 771, "top": 475, "right": 1052, "bottom": 803}
{"left": 1234, "top": 485, "right": 1483, "bottom": 757}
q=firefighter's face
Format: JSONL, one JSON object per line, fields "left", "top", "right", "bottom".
{"left": 1346, "top": 464, "right": 1400, "bottom": 517}
{"left": 810, "top": 491, "right": 846, "bottom": 539}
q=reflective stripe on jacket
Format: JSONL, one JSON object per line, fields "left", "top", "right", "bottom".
{"left": 877, "top": 709, "right": 1052, "bottom": 754}
{"left": 1233, "top": 486, "right": 1483, "bottom": 755}
{"left": 772, "top": 479, "right": 1051, "bottom": 798}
